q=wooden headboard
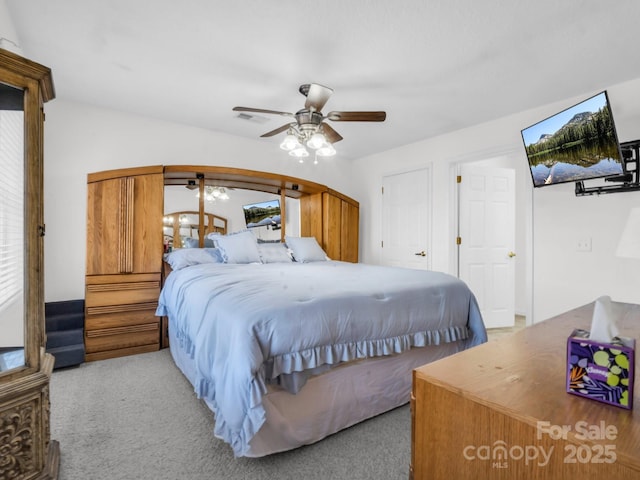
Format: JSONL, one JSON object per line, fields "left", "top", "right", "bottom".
{"left": 162, "top": 166, "right": 359, "bottom": 260}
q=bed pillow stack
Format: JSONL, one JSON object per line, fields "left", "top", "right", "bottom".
{"left": 175, "top": 231, "right": 330, "bottom": 265}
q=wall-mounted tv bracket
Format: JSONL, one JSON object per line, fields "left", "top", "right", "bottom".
{"left": 575, "top": 139, "right": 640, "bottom": 196}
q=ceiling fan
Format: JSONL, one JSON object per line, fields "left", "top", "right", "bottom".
{"left": 233, "top": 83, "right": 386, "bottom": 158}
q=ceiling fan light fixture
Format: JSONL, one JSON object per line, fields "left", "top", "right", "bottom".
{"left": 197, "top": 186, "right": 230, "bottom": 202}
{"left": 289, "top": 146, "right": 309, "bottom": 158}
{"left": 307, "top": 132, "right": 327, "bottom": 150}
{"left": 316, "top": 143, "right": 336, "bottom": 157}
{"left": 280, "top": 132, "right": 300, "bottom": 151}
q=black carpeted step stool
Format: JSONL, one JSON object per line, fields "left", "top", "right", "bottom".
{"left": 45, "top": 299, "right": 85, "bottom": 369}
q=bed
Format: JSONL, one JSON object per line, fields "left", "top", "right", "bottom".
{"left": 156, "top": 234, "right": 487, "bottom": 457}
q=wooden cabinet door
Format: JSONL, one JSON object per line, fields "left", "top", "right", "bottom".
{"left": 86, "top": 177, "right": 123, "bottom": 275}
{"left": 287, "top": 190, "right": 360, "bottom": 262}
{"left": 341, "top": 200, "right": 359, "bottom": 263}
{"left": 322, "top": 193, "right": 343, "bottom": 260}
{"left": 86, "top": 172, "right": 163, "bottom": 275}
{"left": 300, "top": 192, "right": 323, "bottom": 242}
{"left": 131, "top": 173, "right": 163, "bottom": 273}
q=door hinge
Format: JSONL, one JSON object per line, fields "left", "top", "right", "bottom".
{"left": 456, "top": 175, "right": 462, "bottom": 183}
{"left": 456, "top": 236, "right": 462, "bottom": 245}
{"left": 381, "top": 186, "right": 384, "bottom": 194}
{"left": 381, "top": 240, "right": 384, "bottom": 248}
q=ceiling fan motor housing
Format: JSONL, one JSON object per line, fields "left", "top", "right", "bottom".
{"left": 295, "top": 109, "right": 324, "bottom": 127}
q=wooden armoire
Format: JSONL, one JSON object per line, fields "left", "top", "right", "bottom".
{"left": 84, "top": 166, "right": 164, "bottom": 361}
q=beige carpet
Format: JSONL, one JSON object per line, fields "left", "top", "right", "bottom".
{"left": 50, "top": 349, "right": 412, "bottom": 480}
{"left": 486, "top": 315, "right": 527, "bottom": 342}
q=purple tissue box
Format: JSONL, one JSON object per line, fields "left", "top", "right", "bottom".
{"left": 566, "top": 329, "right": 635, "bottom": 409}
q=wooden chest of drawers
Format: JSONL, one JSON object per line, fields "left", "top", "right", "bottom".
{"left": 85, "top": 273, "right": 161, "bottom": 361}
{"left": 410, "top": 302, "right": 640, "bottom": 480}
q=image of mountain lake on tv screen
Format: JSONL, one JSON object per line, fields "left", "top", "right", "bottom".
{"left": 522, "top": 92, "right": 624, "bottom": 187}
{"left": 243, "top": 199, "right": 281, "bottom": 229}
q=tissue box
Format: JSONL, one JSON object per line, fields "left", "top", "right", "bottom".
{"left": 566, "top": 329, "right": 635, "bottom": 409}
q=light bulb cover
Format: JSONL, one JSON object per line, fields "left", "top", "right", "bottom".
{"left": 280, "top": 134, "right": 300, "bottom": 151}
{"left": 289, "top": 146, "right": 309, "bottom": 157}
{"left": 316, "top": 143, "right": 336, "bottom": 157}
{"left": 307, "top": 132, "right": 327, "bottom": 150}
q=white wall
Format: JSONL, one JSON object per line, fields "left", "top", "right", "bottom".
{"left": 0, "top": 0, "right": 22, "bottom": 54}
{"left": 43, "top": 99, "right": 354, "bottom": 302}
{"left": 532, "top": 182, "right": 640, "bottom": 321}
{"left": 353, "top": 77, "right": 640, "bottom": 324}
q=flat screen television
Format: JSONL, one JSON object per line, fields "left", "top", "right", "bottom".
{"left": 521, "top": 91, "right": 624, "bottom": 187}
{"left": 243, "top": 199, "right": 281, "bottom": 229}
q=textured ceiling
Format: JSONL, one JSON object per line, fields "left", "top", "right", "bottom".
{"left": 6, "top": 0, "right": 640, "bottom": 159}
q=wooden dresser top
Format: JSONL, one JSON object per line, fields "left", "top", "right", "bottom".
{"left": 414, "top": 301, "right": 640, "bottom": 469}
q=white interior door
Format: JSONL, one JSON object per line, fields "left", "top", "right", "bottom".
{"left": 459, "top": 165, "right": 515, "bottom": 328}
{"left": 381, "top": 167, "right": 431, "bottom": 270}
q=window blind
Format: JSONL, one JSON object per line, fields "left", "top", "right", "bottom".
{"left": 0, "top": 110, "right": 24, "bottom": 313}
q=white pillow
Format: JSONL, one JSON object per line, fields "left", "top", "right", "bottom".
{"left": 285, "top": 236, "right": 328, "bottom": 263}
{"left": 165, "top": 248, "right": 222, "bottom": 271}
{"left": 257, "top": 243, "right": 293, "bottom": 263}
{"left": 214, "top": 230, "right": 261, "bottom": 264}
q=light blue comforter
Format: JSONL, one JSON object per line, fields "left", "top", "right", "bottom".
{"left": 156, "top": 261, "right": 486, "bottom": 456}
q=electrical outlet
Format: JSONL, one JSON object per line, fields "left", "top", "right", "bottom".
{"left": 577, "top": 237, "right": 592, "bottom": 252}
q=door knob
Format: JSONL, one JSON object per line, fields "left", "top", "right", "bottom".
{"left": 508, "top": 251, "right": 516, "bottom": 258}
{"left": 414, "top": 251, "right": 426, "bottom": 257}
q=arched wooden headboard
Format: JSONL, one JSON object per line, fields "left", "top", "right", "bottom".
{"left": 163, "top": 165, "right": 359, "bottom": 261}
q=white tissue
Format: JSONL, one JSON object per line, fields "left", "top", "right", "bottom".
{"left": 589, "top": 295, "right": 620, "bottom": 343}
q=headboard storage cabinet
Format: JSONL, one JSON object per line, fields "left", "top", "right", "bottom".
{"left": 86, "top": 165, "right": 359, "bottom": 360}
{"left": 300, "top": 191, "right": 359, "bottom": 263}
{"left": 85, "top": 166, "right": 164, "bottom": 361}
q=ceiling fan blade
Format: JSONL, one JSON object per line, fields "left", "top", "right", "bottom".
{"left": 326, "top": 111, "right": 387, "bottom": 122}
{"left": 322, "top": 123, "right": 343, "bottom": 144}
{"left": 260, "top": 123, "right": 293, "bottom": 138}
{"left": 233, "top": 106, "right": 294, "bottom": 117}
{"left": 303, "top": 83, "right": 334, "bottom": 112}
